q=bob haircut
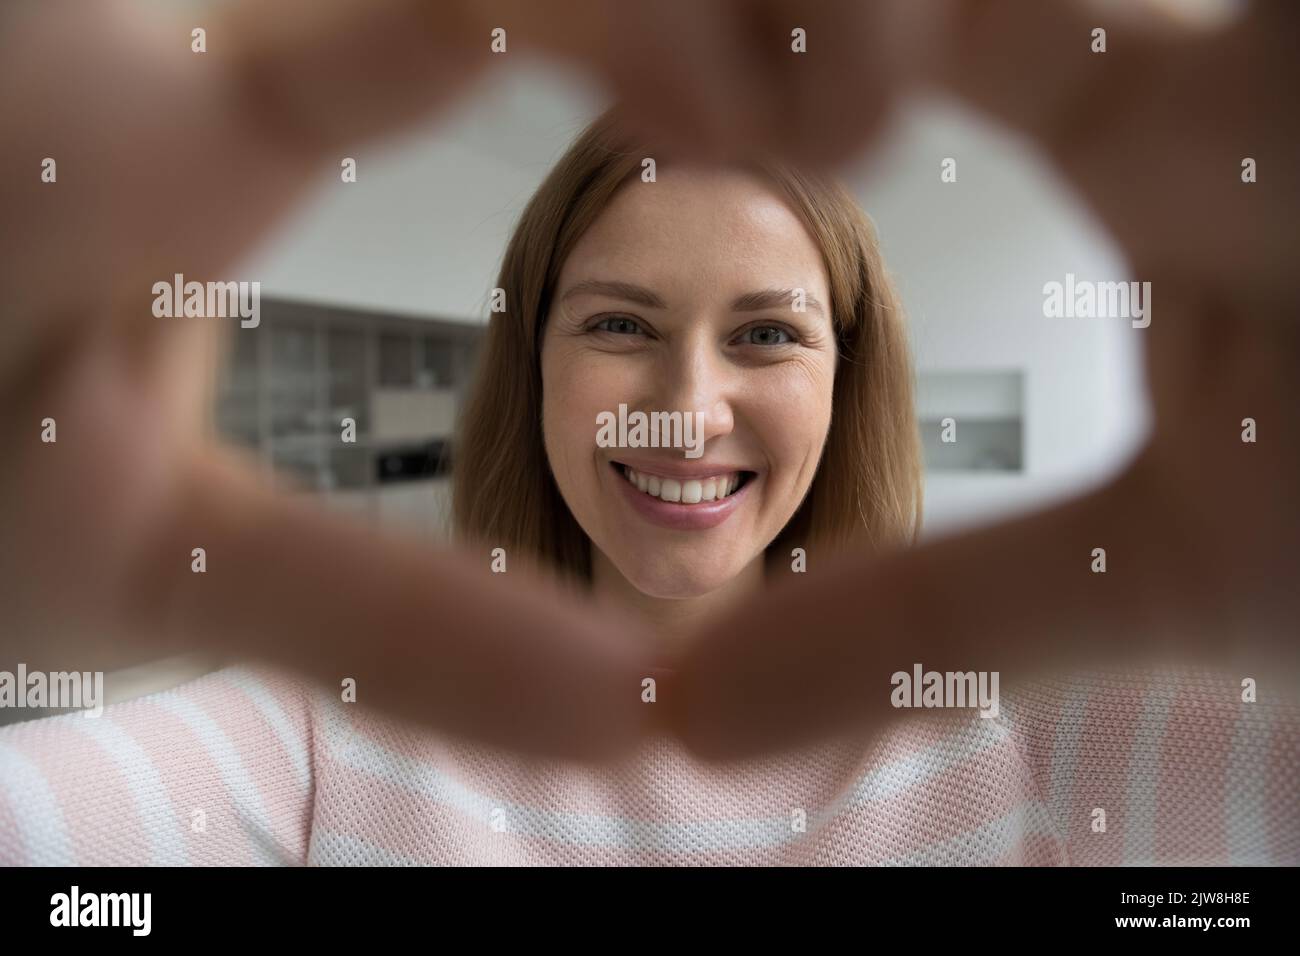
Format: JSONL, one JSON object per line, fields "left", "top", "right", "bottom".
{"left": 453, "top": 109, "right": 921, "bottom": 583}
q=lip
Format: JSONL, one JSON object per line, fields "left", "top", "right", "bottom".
{"left": 610, "top": 461, "right": 753, "bottom": 531}
{"left": 609, "top": 456, "right": 754, "bottom": 481}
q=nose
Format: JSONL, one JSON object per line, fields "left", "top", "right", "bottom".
{"left": 655, "top": 327, "right": 735, "bottom": 448}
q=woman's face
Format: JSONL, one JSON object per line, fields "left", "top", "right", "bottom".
{"left": 541, "top": 167, "right": 837, "bottom": 599}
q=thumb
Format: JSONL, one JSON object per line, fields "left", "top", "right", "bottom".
{"left": 122, "top": 448, "right": 657, "bottom": 763}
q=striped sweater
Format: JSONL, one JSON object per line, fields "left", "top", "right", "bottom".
{"left": 0, "top": 664, "right": 1295, "bottom": 865}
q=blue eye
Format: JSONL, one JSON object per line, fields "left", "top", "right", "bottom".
{"left": 593, "top": 315, "right": 645, "bottom": 335}
{"left": 743, "top": 325, "right": 794, "bottom": 346}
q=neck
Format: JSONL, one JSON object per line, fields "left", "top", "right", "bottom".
{"left": 590, "top": 548, "right": 765, "bottom": 664}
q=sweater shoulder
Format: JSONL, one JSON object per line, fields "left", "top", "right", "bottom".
{"left": 0, "top": 662, "right": 322, "bottom": 865}
{"left": 999, "top": 666, "right": 1299, "bottom": 865}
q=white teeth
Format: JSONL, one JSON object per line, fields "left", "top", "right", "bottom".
{"left": 620, "top": 465, "right": 745, "bottom": 504}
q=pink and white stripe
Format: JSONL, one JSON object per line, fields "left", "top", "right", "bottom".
{"left": 0, "top": 664, "right": 1295, "bottom": 866}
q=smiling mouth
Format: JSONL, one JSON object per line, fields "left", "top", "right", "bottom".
{"left": 613, "top": 462, "right": 756, "bottom": 504}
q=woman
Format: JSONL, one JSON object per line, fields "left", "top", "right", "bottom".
{"left": 5, "top": 110, "right": 1292, "bottom": 867}
{"left": 452, "top": 111, "right": 919, "bottom": 645}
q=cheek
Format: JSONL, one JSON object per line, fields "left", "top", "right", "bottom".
{"left": 540, "top": 342, "right": 626, "bottom": 484}
{"left": 744, "top": 355, "right": 836, "bottom": 479}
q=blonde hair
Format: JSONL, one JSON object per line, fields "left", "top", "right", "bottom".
{"left": 453, "top": 109, "right": 921, "bottom": 582}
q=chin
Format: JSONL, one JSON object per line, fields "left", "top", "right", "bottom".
{"left": 613, "top": 554, "right": 744, "bottom": 601}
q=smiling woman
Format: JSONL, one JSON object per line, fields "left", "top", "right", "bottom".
{"left": 453, "top": 110, "right": 922, "bottom": 630}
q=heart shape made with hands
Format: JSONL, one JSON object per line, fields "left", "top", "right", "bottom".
{"left": 1, "top": 0, "right": 1297, "bottom": 767}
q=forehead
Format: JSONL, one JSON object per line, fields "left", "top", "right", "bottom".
{"left": 556, "top": 166, "right": 830, "bottom": 306}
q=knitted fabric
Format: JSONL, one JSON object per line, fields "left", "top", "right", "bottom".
{"left": 1, "top": 665, "right": 1294, "bottom": 865}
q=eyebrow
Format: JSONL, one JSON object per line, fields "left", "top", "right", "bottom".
{"left": 561, "top": 279, "right": 666, "bottom": 309}
{"left": 731, "top": 287, "right": 825, "bottom": 317}
{"left": 560, "top": 279, "right": 824, "bottom": 316}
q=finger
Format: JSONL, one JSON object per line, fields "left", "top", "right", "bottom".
{"left": 223, "top": 0, "right": 490, "bottom": 153}
{"left": 600, "top": 0, "right": 793, "bottom": 165}
{"left": 0, "top": 318, "right": 222, "bottom": 672}
{"left": 926, "top": 0, "right": 1187, "bottom": 148}
{"left": 760, "top": 0, "right": 911, "bottom": 169}
{"left": 499, "top": 0, "right": 807, "bottom": 165}
{"left": 1138, "top": 293, "right": 1300, "bottom": 622}
{"left": 0, "top": 0, "right": 488, "bottom": 367}
{"left": 665, "top": 458, "right": 1300, "bottom": 762}
{"left": 925, "top": 1, "right": 1296, "bottom": 303}
{"left": 118, "top": 448, "right": 657, "bottom": 762}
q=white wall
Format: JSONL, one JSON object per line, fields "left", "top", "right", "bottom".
{"left": 246, "top": 62, "right": 604, "bottom": 322}
{"left": 242, "top": 63, "right": 1151, "bottom": 537}
{"left": 854, "top": 98, "right": 1150, "bottom": 534}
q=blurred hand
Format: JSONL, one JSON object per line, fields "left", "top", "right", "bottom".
{"left": 468, "top": 0, "right": 1300, "bottom": 758}
{"left": 470, "top": 0, "right": 1300, "bottom": 759}
{"left": 656, "top": 1, "right": 1300, "bottom": 758}
{"left": 0, "top": 0, "right": 651, "bottom": 762}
